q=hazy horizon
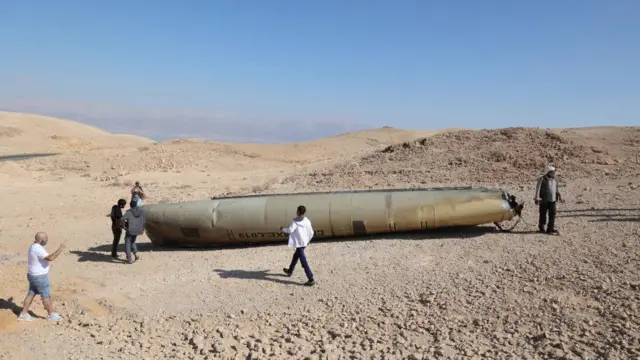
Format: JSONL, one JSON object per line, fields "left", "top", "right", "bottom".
{"left": 1, "top": 1, "right": 638, "bottom": 142}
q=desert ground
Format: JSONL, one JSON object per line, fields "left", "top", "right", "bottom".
{"left": 1, "top": 111, "right": 639, "bottom": 360}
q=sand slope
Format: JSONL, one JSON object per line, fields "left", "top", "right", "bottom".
{"left": 281, "top": 126, "right": 640, "bottom": 192}
{"left": 13, "top": 123, "right": 458, "bottom": 181}
{"left": 0, "top": 112, "right": 154, "bottom": 155}
{"left": 149, "top": 126, "right": 460, "bottom": 165}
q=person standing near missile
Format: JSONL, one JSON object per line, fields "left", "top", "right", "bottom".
{"left": 110, "top": 198, "right": 127, "bottom": 259}
{"left": 534, "top": 164, "right": 564, "bottom": 235}
{"left": 281, "top": 205, "right": 316, "bottom": 286}
{"left": 120, "top": 200, "right": 146, "bottom": 264}
{"left": 131, "top": 181, "right": 146, "bottom": 206}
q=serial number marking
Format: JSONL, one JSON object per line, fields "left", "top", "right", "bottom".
{"left": 236, "top": 229, "right": 325, "bottom": 239}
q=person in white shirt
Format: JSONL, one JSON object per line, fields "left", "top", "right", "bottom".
{"left": 281, "top": 205, "right": 316, "bottom": 286}
{"left": 17, "top": 231, "right": 66, "bottom": 322}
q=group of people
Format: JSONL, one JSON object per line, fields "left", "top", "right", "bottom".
{"left": 16, "top": 165, "right": 563, "bottom": 321}
{"left": 110, "top": 181, "right": 147, "bottom": 263}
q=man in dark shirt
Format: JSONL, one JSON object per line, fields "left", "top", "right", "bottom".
{"left": 110, "top": 199, "right": 127, "bottom": 258}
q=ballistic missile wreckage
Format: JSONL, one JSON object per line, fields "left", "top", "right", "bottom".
{"left": 141, "top": 187, "right": 524, "bottom": 247}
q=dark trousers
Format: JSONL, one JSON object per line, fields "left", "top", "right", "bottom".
{"left": 288, "top": 247, "right": 314, "bottom": 281}
{"left": 538, "top": 201, "right": 557, "bottom": 232}
{"left": 111, "top": 228, "right": 122, "bottom": 257}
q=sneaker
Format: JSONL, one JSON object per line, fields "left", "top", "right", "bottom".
{"left": 134, "top": 254, "right": 140, "bottom": 261}
{"left": 17, "top": 314, "right": 35, "bottom": 322}
{"left": 304, "top": 279, "right": 316, "bottom": 286}
{"left": 283, "top": 268, "right": 292, "bottom": 277}
{"left": 547, "top": 230, "right": 560, "bottom": 235}
{"left": 48, "top": 313, "right": 63, "bottom": 321}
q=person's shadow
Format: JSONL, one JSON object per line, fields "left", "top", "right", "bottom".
{"left": 0, "top": 297, "right": 44, "bottom": 318}
{"left": 213, "top": 269, "right": 304, "bottom": 286}
{"left": 69, "top": 250, "right": 127, "bottom": 263}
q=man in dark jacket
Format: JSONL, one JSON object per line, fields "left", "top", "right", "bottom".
{"left": 110, "top": 199, "right": 127, "bottom": 258}
{"left": 120, "top": 201, "right": 146, "bottom": 264}
{"left": 534, "top": 165, "right": 564, "bottom": 235}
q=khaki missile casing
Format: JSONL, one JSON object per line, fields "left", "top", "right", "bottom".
{"left": 141, "top": 187, "right": 522, "bottom": 247}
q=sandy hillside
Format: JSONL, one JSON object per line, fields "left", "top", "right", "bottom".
{"left": 17, "top": 125, "right": 457, "bottom": 175}
{"left": 0, "top": 112, "right": 154, "bottom": 155}
{"left": 280, "top": 127, "right": 640, "bottom": 193}
{"left": 0, "top": 114, "right": 639, "bottom": 360}
{"left": 3, "top": 112, "right": 454, "bottom": 196}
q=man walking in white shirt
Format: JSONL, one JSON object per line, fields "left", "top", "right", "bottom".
{"left": 281, "top": 205, "right": 316, "bottom": 286}
{"left": 17, "top": 231, "right": 66, "bottom": 322}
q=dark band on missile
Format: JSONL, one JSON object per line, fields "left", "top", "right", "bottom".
{"left": 352, "top": 220, "right": 366, "bottom": 235}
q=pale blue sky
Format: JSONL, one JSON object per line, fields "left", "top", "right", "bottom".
{"left": 0, "top": 1, "right": 638, "bottom": 142}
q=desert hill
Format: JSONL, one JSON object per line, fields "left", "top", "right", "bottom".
{"left": 4, "top": 112, "right": 639, "bottom": 194}
{"left": 0, "top": 111, "right": 455, "bottom": 162}
{"left": 301, "top": 125, "right": 464, "bottom": 148}
{"left": 148, "top": 126, "right": 461, "bottom": 165}
{"left": 6, "top": 113, "right": 457, "bottom": 175}
{"left": 6, "top": 111, "right": 639, "bottom": 194}
{"left": 0, "top": 111, "right": 154, "bottom": 155}
{"left": 280, "top": 126, "right": 640, "bottom": 192}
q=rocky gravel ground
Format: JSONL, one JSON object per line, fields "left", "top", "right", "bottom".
{"left": 2, "top": 179, "right": 639, "bottom": 360}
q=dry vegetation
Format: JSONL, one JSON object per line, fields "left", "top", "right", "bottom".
{"left": 0, "top": 112, "right": 639, "bottom": 360}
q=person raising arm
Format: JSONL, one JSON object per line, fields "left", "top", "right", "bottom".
{"left": 18, "top": 232, "right": 66, "bottom": 322}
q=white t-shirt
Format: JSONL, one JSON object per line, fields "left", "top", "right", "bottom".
{"left": 27, "top": 243, "right": 50, "bottom": 276}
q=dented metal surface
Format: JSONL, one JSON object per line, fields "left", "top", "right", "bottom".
{"left": 142, "top": 187, "right": 522, "bottom": 247}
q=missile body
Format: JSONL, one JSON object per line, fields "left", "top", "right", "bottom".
{"left": 142, "top": 187, "right": 521, "bottom": 247}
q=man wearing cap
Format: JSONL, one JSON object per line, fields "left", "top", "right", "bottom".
{"left": 534, "top": 165, "right": 564, "bottom": 234}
